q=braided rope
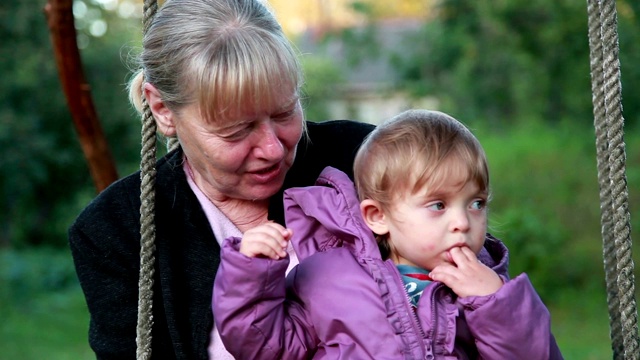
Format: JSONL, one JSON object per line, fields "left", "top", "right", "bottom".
{"left": 136, "top": 0, "right": 158, "bottom": 359}
{"left": 586, "top": 1, "right": 639, "bottom": 358}
{"left": 142, "top": 0, "right": 158, "bottom": 35}
{"left": 167, "top": 137, "right": 180, "bottom": 152}
{"left": 587, "top": 1, "right": 622, "bottom": 356}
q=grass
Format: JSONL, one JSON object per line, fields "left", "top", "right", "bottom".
{"left": 0, "top": 286, "right": 92, "bottom": 360}
{"left": 551, "top": 289, "right": 612, "bottom": 359}
{"left": 0, "top": 248, "right": 92, "bottom": 360}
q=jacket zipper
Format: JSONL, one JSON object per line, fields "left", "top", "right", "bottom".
{"left": 427, "top": 283, "right": 444, "bottom": 360}
{"left": 385, "top": 261, "right": 433, "bottom": 359}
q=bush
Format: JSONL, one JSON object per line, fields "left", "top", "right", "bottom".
{"left": 475, "top": 119, "right": 638, "bottom": 304}
{"left": 0, "top": 248, "right": 79, "bottom": 309}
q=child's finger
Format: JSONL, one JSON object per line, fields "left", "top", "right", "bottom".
{"left": 240, "top": 224, "right": 291, "bottom": 258}
{"left": 448, "top": 246, "right": 475, "bottom": 266}
{"left": 242, "top": 237, "right": 288, "bottom": 259}
{"left": 247, "top": 223, "right": 290, "bottom": 247}
{"left": 240, "top": 231, "right": 288, "bottom": 259}
{"left": 429, "top": 262, "right": 459, "bottom": 283}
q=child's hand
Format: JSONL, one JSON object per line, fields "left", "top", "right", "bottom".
{"left": 429, "top": 246, "right": 503, "bottom": 298}
{"left": 239, "top": 222, "right": 293, "bottom": 260}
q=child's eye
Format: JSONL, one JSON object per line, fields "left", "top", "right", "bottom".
{"left": 471, "top": 200, "right": 486, "bottom": 210}
{"left": 427, "top": 202, "right": 445, "bottom": 211}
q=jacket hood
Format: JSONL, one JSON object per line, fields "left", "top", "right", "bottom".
{"left": 478, "top": 233, "right": 510, "bottom": 278}
{"left": 283, "top": 166, "right": 381, "bottom": 261}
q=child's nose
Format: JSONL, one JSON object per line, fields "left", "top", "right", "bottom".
{"left": 450, "top": 209, "right": 470, "bottom": 233}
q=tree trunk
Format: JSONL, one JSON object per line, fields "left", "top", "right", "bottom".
{"left": 44, "top": 0, "right": 119, "bottom": 193}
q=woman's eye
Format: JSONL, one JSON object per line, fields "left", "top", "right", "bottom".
{"left": 221, "top": 127, "right": 251, "bottom": 141}
{"left": 272, "top": 109, "right": 295, "bottom": 120}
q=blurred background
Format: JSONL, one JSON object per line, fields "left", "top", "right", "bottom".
{"left": 1, "top": 0, "right": 639, "bottom": 358}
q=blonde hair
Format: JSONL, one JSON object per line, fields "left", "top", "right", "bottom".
{"left": 127, "top": 0, "right": 303, "bottom": 124}
{"left": 354, "top": 109, "right": 489, "bottom": 227}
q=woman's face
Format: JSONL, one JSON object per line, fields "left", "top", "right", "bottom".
{"left": 174, "top": 91, "right": 304, "bottom": 203}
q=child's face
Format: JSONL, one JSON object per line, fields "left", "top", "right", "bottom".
{"left": 385, "top": 172, "right": 488, "bottom": 271}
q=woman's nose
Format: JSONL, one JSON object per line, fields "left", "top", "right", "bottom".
{"left": 254, "top": 122, "right": 285, "bottom": 160}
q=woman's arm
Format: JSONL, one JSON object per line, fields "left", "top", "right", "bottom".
{"left": 68, "top": 179, "right": 142, "bottom": 359}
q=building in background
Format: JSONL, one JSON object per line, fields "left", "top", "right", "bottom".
{"left": 268, "top": 0, "right": 437, "bottom": 124}
{"left": 268, "top": 0, "right": 433, "bottom": 35}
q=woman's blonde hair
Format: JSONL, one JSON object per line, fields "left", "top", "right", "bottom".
{"left": 354, "top": 109, "right": 490, "bottom": 250}
{"left": 127, "top": 0, "right": 303, "bottom": 124}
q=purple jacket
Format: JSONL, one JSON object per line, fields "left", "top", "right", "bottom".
{"left": 213, "top": 167, "right": 563, "bottom": 359}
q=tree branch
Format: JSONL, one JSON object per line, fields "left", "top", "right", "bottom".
{"left": 44, "top": 0, "right": 119, "bottom": 193}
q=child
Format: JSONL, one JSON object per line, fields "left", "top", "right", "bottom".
{"left": 212, "top": 109, "right": 563, "bottom": 359}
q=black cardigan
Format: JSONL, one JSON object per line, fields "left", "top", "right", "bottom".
{"left": 69, "top": 120, "right": 375, "bottom": 359}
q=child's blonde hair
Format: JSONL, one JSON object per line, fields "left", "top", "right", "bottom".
{"left": 354, "top": 110, "right": 489, "bottom": 254}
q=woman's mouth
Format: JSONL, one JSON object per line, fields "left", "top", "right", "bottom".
{"left": 248, "top": 163, "right": 282, "bottom": 183}
{"left": 254, "top": 164, "right": 278, "bottom": 174}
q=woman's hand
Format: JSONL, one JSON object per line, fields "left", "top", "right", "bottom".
{"left": 239, "top": 222, "right": 292, "bottom": 260}
{"left": 429, "top": 246, "right": 503, "bottom": 298}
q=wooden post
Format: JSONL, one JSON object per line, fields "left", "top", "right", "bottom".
{"left": 44, "top": 0, "right": 119, "bottom": 192}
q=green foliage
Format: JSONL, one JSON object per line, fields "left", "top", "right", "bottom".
{"left": 0, "top": 248, "right": 78, "bottom": 306}
{"left": 476, "top": 119, "right": 640, "bottom": 303}
{"left": 397, "top": 0, "right": 597, "bottom": 124}
{"left": 336, "top": 0, "right": 640, "bottom": 127}
{"left": 300, "top": 55, "right": 346, "bottom": 122}
{"left": 0, "top": 0, "right": 142, "bottom": 247}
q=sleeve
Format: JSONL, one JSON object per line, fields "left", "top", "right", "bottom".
{"left": 68, "top": 180, "right": 142, "bottom": 360}
{"left": 460, "top": 273, "right": 564, "bottom": 360}
{"left": 212, "top": 237, "right": 319, "bottom": 360}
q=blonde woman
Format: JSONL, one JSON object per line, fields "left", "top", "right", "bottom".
{"left": 68, "top": 0, "right": 373, "bottom": 358}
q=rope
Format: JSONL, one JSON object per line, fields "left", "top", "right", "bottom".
{"left": 136, "top": 0, "right": 158, "bottom": 359}
{"left": 587, "top": 0, "right": 622, "bottom": 355}
{"left": 586, "top": 1, "right": 639, "bottom": 358}
{"left": 167, "top": 137, "right": 180, "bottom": 152}
{"left": 142, "top": 0, "right": 158, "bottom": 35}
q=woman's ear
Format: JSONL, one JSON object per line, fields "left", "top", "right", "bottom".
{"left": 360, "top": 199, "right": 389, "bottom": 236}
{"left": 144, "top": 82, "right": 177, "bottom": 137}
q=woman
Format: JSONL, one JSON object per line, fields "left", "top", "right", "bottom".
{"left": 68, "top": 0, "right": 374, "bottom": 358}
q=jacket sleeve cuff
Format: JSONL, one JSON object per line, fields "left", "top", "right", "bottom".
{"left": 459, "top": 273, "right": 558, "bottom": 359}
{"left": 218, "top": 236, "right": 290, "bottom": 296}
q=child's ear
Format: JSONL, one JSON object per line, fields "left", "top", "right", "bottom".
{"left": 360, "top": 199, "right": 389, "bottom": 236}
{"left": 144, "top": 82, "right": 177, "bottom": 137}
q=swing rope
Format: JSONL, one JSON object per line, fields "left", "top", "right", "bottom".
{"left": 586, "top": 0, "right": 639, "bottom": 358}
{"left": 136, "top": 0, "right": 159, "bottom": 359}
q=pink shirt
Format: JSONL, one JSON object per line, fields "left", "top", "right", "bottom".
{"left": 184, "top": 161, "right": 299, "bottom": 359}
